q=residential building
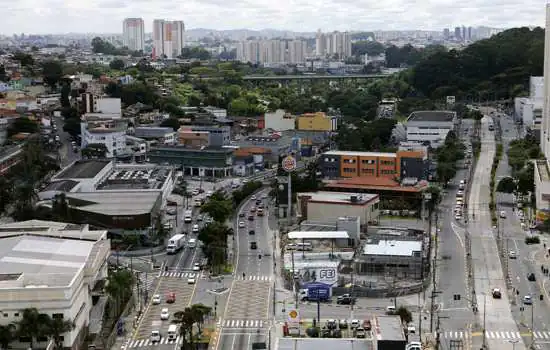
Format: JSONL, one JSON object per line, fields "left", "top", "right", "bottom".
{"left": 405, "top": 110, "right": 457, "bottom": 148}
{"left": 262, "top": 40, "right": 286, "bottom": 64}
{"left": 80, "top": 115, "right": 127, "bottom": 158}
{"left": 0, "top": 219, "right": 110, "bottom": 350}
{"left": 147, "top": 146, "right": 234, "bottom": 177}
{"left": 264, "top": 109, "right": 296, "bottom": 131}
{"left": 122, "top": 18, "right": 145, "bottom": 51}
{"left": 236, "top": 40, "right": 260, "bottom": 64}
{"left": 78, "top": 94, "right": 122, "bottom": 115}
{"left": 237, "top": 134, "right": 297, "bottom": 163}
{"left": 296, "top": 191, "right": 379, "bottom": 226}
{"left": 38, "top": 160, "right": 174, "bottom": 230}
{"left": 288, "top": 40, "right": 307, "bottom": 64}
{"left": 133, "top": 126, "right": 176, "bottom": 145}
{"left": 315, "top": 30, "right": 352, "bottom": 58}
{"left": 152, "top": 19, "right": 185, "bottom": 59}
{"left": 177, "top": 125, "right": 230, "bottom": 147}
{"left": 177, "top": 130, "right": 209, "bottom": 148}
{"left": 296, "top": 112, "right": 337, "bottom": 132}
{"left": 319, "top": 149, "right": 428, "bottom": 181}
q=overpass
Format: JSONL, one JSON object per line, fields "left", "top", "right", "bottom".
{"left": 242, "top": 74, "right": 388, "bottom": 81}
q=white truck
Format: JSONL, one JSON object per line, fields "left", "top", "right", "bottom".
{"left": 150, "top": 321, "right": 161, "bottom": 343}
{"left": 166, "top": 234, "right": 186, "bottom": 254}
{"left": 184, "top": 210, "right": 192, "bottom": 223}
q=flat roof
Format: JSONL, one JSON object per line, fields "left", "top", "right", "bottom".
{"left": 323, "top": 150, "right": 397, "bottom": 158}
{"left": 0, "top": 235, "right": 94, "bottom": 285}
{"left": 66, "top": 191, "right": 160, "bottom": 216}
{"left": 362, "top": 239, "right": 422, "bottom": 257}
{"left": 375, "top": 315, "right": 405, "bottom": 341}
{"left": 56, "top": 160, "right": 111, "bottom": 179}
{"left": 298, "top": 191, "right": 378, "bottom": 205}
{"left": 96, "top": 165, "right": 171, "bottom": 191}
{"left": 288, "top": 231, "right": 350, "bottom": 239}
{"left": 277, "top": 338, "right": 373, "bottom": 350}
{"left": 283, "top": 260, "right": 340, "bottom": 271}
{"left": 42, "top": 179, "right": 80, "bottom": 192}
{"left": 407, "top": 110, "right": 455, "bottom": 123}
{"left": 0, "top": 220, "right": 108, "bottom": 241}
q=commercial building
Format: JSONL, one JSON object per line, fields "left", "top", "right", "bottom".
{"left": 0, "top": 219, "right": 110, "bottom": 350}
{"left": 147, "top": 145, "right": 234, "bottom": 178}
{"left": 264, "top": 109, "right": 296, "bottom": 131}
{"left": 177, "top": 130, "right": 209, "bottom": 148}
{"left": 152, "top": 19, "right": 185, "bottom": 59}
{"left": 122, "top": 18, "right": 145, "bottom": 51}
{"left": 133, "top": 126, "right": 176, "bottom": 145}
{"left": 78, "top": 94, "right": 122, "bottom": 116}
{"left": 296, "top": 191, "right": 379, "bottom": 226}
{"left": 300, "top": 216, "right": 361, "bottom": 246}
{"left": 296, "top": 112, "right": 337, "bottom": 132}
{"left": 177, "top": 125, "right": 230, "bottom": 147}
{"left": 515, "top": 76, "right": 543, "bottom": 134}
{"left": 319, "top": 150, "right": 428, "bottom": 181}
{"left": 405, "top": 110, "right": 457, "bottom": 147}
{"left": 80, "top": 115, "right": 127, "bottom": 158}
{"left": 39, "top": 160, "right": 174, "bottom": 230}
{"left": 354, "top": 227, "right": 427, "bottom": 279}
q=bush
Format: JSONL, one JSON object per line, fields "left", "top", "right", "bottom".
{"left": 525, "top": 236, "right": 540, "bottom": 245}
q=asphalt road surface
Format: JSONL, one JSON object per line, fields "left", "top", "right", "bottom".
{"left": 218, "top": 189, "right": 274, "bottom": 350}
{"left": 466, "top": 115, "right": 525, "bottom": 350}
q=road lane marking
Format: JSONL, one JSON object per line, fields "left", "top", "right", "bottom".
{"left": 130, "top": 271, "right": 164, "bottom": 343}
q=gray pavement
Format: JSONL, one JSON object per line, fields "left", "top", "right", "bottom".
{"left": 467, "top": 116, "right": 525, "bottom": 350}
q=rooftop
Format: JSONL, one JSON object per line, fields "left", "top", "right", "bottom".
{"left": 42, "top": 179, "right": 80, "bottom": 192}
{"left": 323, "top": 150, "right": 397, "bottom": 158}
{"left": 362, "top": 239, "right": 422, "bottom": 257}
{"left": 56, "top": 160, "right": 111, "bottom": 179}
{"left": 96, "top": 165, "right": 171, "bottom": 191}
{"left": 375, "top": 315, "right": 405, "bottom": 341}
{"left": 149, "top": 145, "right": 234, "bottom": 154}
{"left": 66, "top": 191, "right": 160, "bottom": 216}
{"left": 407, "top": 110, "right": 456, "bottom": 123}
{"left": 298, "top": 191, "right": 379, "bottom": 205}
{"left": 288, "top": 231, "right": 350, "bottom": 240}
{"left": 323, "top": 177, "right": 429, "bottom": 193}
{"left": 0, "top": 220, "right": 107, "bottom": 241}
{"left": 277, "top": 338, "right": 372, "bottom": 350}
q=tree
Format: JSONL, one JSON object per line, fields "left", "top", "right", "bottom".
{"left": 180, "top": 47, "right": 212, "bottom": 60}
{"left": 159, "top": 118, "right": 181, "bottom": 131}
{"left": 175, "top": 308, "right": 196, "bottom": 349}
{"left": 109, "top": 59, "right": 126, "bottom": 70}
{"left": 48, "top": 317, "right": 75, "bottom": 350}
{"left": 352, "top": 41, "right": 385, "bottom": 56}
{"left": 198, "top": 222, "right": 233, "bottom": 272}
{"left": 12, "top": 51, "right": 34, "bottom": 66}
{"left": 0, "top": 177, "right": 13, "bottom": 213}
{"left": 396, "top": 306, "right": 413, "bottom": 324}
{"left": 0, "top": 65, "right": 7, "bottom": 82}
{"left": 81, "top": 143, "right": 108, "bottom": 159}
{"left": 41, "top": 60, "right": 64, "bottom": 89}
{"left": 496, "top": 177, "right": 516, "bottom": 193}
{"left": 200, "top": 197, "right": 233, "bottom": 223}
{"left": 104, "top": 269, "right": 134, "bottom": 317}
{"left": 17, "top": 308, "right": 51, "bottom": 349}
{"left": 516, "top": 163, "right": 535, "bottom": 195}
{"left": 0, "top": 323, "right": 15, "bottom": 350}
{"left": 7, "top": 116, "right": 38, "bottom": 137}
{"left": 52, "top": 193, "right": 71, "bottom": 221}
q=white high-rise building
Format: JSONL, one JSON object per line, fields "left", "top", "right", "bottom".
{"left": 152, "top": 19, "right": 185, "bottom": 59}
{"left": 315, "top": 30, "right": 352, "bottom": 59}
{"left": 288, "top": 40, "right": 307, "bottom": 64}
{"left": 122, "top": 18, "right": 144, "bottom": 51}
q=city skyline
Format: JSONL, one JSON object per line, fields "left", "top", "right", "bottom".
{"left": 1, "top": 0, "right": 545, "bottom": 35}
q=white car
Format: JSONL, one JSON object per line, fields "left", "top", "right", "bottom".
{"left": 192, "top": 224, "right": 199, "bottom": 233}
{"left": 238, "top": 221, "right": 245, "bottom": 228}
{"left": 166, "top": 207, "right": 177, "bottom": 216}
{"left": 500, "top": 211, "right": 506, "bottom": 218}
{"left": 455, "top": 215, "right": 462, "bottom": 220}
{"left": 192, "top": 263, "right": 201, "bottom": 271}
{"left": 192, "top": 189, "right": 199, "bottom": 196}
{"left": 509, "top": 250, "right": 517, "bottom": 259}
{"left": 187, "top": 275, "right": 196, "bottom": 284}
{"left": 160, "top": 308, "right": 170, "bottom": 320}
{"left": 251, "top": 195, "right": 256, "bottom": 200}
{"left": 152, "top": 294, "right": 161, "bottom": 305}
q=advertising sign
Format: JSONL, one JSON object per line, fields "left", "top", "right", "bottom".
{"left": 446, "top": 96, "right": 456, "bottom": 105}
{"left": 281, "top": 155, "right": 297, "bottom": 172}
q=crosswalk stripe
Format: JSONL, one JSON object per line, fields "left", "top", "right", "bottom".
{"left": 444, "top": 330, "right": 550, "bottom": 340}
{"left": 125, "top": 336, "right": 182, "bottom": 348}
{"left": 221, "top": 319, "right": 267, "bottom": 328}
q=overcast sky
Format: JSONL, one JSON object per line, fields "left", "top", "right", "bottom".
{"left": 3, "top": 0, "right": 547, "bottom": 34}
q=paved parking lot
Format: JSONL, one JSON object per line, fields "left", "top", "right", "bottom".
{"left": 133, "top": 277, "right": 197, "bottom": 340}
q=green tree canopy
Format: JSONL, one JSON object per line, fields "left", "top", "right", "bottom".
{"left": 41, "top": 60, "right": 64, "bottom": 89}
{"left": 352, "top": 41, "right": 385, "bottom": 56}
{"left": 109, "top": 59, "right": 126, "bottom": 70}
{"left": 496, "top": 177, "right": 516, "bottom": 193}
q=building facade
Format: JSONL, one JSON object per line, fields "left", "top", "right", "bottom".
{"left": 319, "top": 150, "right": 428, "bottom": 181}
{"left": 122, "top": 18, "right": 145, "bottom": 51}
{"left": 315, "top": 30, "right": 352, "bottom": 58}
{"left": 148, "top": 146, "right": 234, "bottom": 178}
{"left": 152, "top": 19, "right": 185, "bottom": 59}
{"left": 178, "top": 125, "right": 230, "bottom": 147}
{"left": 264, "top": 109, "right": 296, "bottom": 131}
{"left": 405, "top": 111, "right": 457, "bottom": 148}
{"left": 296, "top": 112, "right": 336, "bottom": 132}
{"left": 80, "top": 117, "right": 127, "bottom": 158}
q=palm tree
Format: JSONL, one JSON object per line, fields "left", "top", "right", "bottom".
{"left": 0, "top": 323, "right": 16, "bottom": 350}
{"left": 174, "top": 308, "right": 195, "bottom": 350}
{"left": 189, "top": 304, "right": 212, "bottom": 336}
{"left": 48, "top": 317, "right": 75, "bottom": 350}
{"left": 105, "top": 269, "right": 134, "bottom": 317}
{"left": 52, "top": 193, "right": 71, "bottom": 221}
{"left": 17, "top": 308, "right": 51, "bottom": 349}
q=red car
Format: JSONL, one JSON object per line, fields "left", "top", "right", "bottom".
{"left": 166, "top": 292, "right": 176, "bottom": 304}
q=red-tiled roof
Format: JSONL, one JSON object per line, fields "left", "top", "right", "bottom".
{"left": 324, "top": 177, "right": 428, "bottom": 193}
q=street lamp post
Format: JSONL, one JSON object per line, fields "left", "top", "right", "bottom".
{"left": 509, "top": 339, "right": 519, "bottom": 350}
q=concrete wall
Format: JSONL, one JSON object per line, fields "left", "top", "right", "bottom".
{"left": 304, "top": 200, "right": 379, "bottom": 226}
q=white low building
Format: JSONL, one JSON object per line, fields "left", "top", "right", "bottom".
{"left": 0, "top": 220, "right": 110, "bottom": 350}
{"left": 405, "top": 110, "right": 457, "bottom": 148}
{"left": 80, "top": 116, "right": 128, "bottom": 158}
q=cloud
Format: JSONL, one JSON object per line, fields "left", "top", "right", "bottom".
{"left": 0, "top": 0, "right": 545, "bottom": 34}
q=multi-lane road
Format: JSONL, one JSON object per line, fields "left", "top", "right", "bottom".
{"left": 218, "top": 189, "right": 274, "bottom": 350}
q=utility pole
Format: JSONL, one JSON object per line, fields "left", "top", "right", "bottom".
{"left": 291, "top": 250, "right": 298, "bottom": 308}
{"left": 483, "top": 293, "right": 487, "bottom": 349}
{"left": 418, "top": 292, "right": 423, "bottom": 341}
{"left": 430, "top": 209, "right": 440, "bottom": 333}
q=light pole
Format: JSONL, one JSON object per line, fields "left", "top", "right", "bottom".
{"left": 509, "top": 339, "right": 519, "bottom": 350}
{"left": 482, "top": 293, "right": 487, "bottom": 349}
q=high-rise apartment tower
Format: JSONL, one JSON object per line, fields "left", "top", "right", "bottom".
{"left": 122, "top": 18, "right": 145, "bottom": 51}
{"left": 152, "top": 19, "right": 185, "bottom": 59}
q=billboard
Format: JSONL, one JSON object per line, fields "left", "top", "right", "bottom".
{"left": 300, "top": 267, "right": 338, "bottom": 285}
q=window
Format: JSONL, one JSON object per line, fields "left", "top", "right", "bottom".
{"left": 14, "top": 313, "right": 19, "bottom": 317}
{"left": 52, "top": 313, "right": 64, "bottom": 319}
